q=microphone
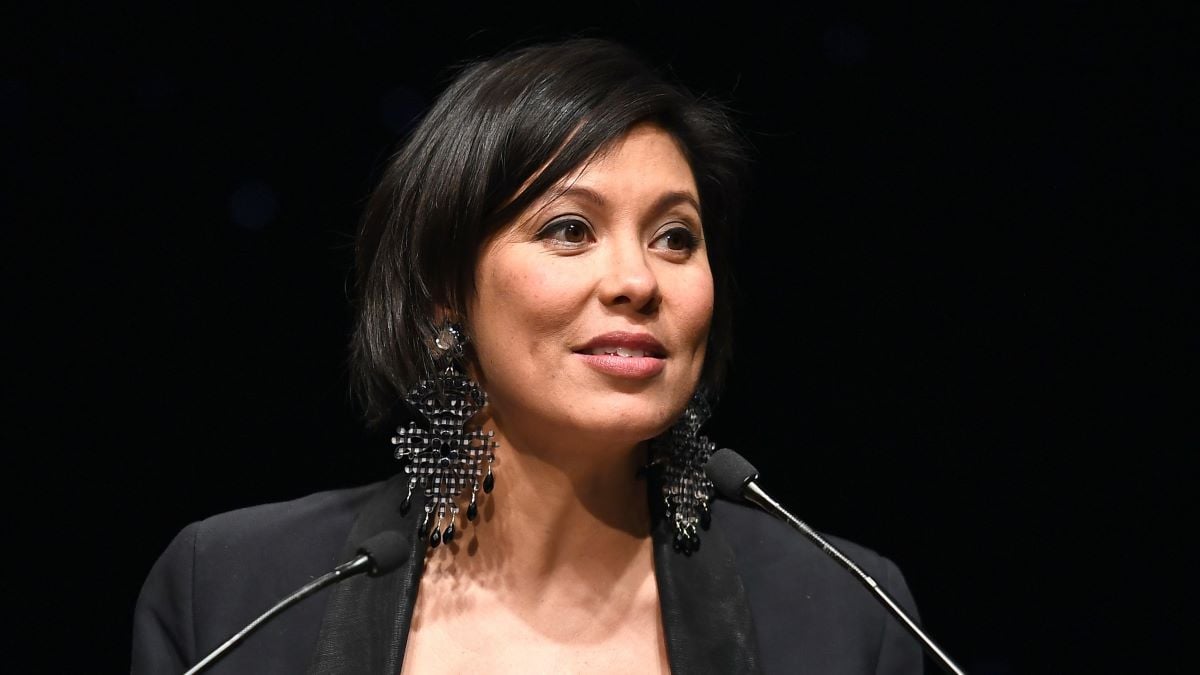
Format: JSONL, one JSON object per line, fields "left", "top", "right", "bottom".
{"left": 704, "top": 449, "right": 967, "bottom": 675}
{"left": 182, "top": 530, "right": 409, "bottom": 675}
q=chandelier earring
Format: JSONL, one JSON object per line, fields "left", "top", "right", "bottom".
{"left": 391, "top": 321, "right": 497, "bottom": 549}
{"left": 650, "top": 392, "right": 717, "bottom": 555}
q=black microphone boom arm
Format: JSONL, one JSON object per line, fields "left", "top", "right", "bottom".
{"left": 704, "top": 448, "right": 966, "bottom": 675}
{"left": 741, "top": 481, "right": 966, "bottom": 675}
{"left": 182, "top": 529, "right": 408, "bottom": 675}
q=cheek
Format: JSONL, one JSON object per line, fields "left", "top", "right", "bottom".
{"left": 685, "top": 276, "right": 716, "bottom": 390}
{"left": 472, "top": 253, "right": 584, "bottom": 358}
{"left": 677, "top": 266, "right": 716, "bottom": 348}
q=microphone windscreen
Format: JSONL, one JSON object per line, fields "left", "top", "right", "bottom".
{"left": 705, "top": 448, "right": 760, "bottom": 499}
{"left": 356, "top": 530, "right": 409, "bottom": 576}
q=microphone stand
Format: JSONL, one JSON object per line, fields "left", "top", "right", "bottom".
{"left": 743, "top": 481, "right": 967, "bottom": 675}
{"left": 182, "top": 554, "right": 373, "bottom": 675}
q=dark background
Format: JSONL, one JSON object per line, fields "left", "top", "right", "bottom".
{"left": 6, "top": 2, "right": 1194, "bottom": 673}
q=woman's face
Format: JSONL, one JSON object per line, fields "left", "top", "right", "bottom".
{"left": 469, "top": 123, "right": 714, "bottom": 448}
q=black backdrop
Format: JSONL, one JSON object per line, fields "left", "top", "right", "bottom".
{"left": 6, "top": 3, "right": 1193, "bottom": 674}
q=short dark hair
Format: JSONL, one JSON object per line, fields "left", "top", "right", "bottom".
{"left": 351, "top": 38, "right": 748, "bottom": 428}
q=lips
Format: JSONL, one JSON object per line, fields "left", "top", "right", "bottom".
{"left": 573, "top": 332, "right": 667, "bottom": 379}
{"left": 574, "top": 332, "right": 666, "bottom": 358}
{"left": 585, "top": 346, "right": 650, "bottom": 358}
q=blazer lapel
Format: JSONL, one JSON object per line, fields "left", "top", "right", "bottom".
{"left": 307, "top": 474, "right": 426, "bottom": 675}
{"left": 650, "top": 477, "right": 764, "bottom": 674}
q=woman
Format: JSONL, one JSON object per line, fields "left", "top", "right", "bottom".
{"left": 133, "top": 38, "right": 923, "bottom": 674}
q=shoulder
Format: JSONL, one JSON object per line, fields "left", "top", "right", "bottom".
{"left": 132, "top": 480, "right": 392, "bottom": 674}
{"left": 187, "top": 481, "right": 384, "bottom": 567}
{"left": 178, "top": 480, "right": 390, "bottom": 618}
{"left": 713, "top": 499, "right": 924, "bottom": 675}
{"left": 713, "top": 498, "right": 899, "bottom": 582}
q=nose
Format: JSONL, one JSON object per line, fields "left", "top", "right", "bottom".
{"left": 597, "top": 241, "right": 660, "bottom": 315}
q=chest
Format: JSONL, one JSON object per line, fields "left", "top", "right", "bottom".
{"left": 400, "top": 580, "right": 670, "bottom": 673}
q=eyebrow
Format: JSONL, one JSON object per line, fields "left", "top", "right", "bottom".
{"left": 548, "top": 185, "right": 701, "bottom": 214}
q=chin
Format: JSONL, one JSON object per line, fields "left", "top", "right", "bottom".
{"left": 574, "top": 392, "right": 688, "bottom": 443}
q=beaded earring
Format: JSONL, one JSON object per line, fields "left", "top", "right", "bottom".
{"left": 391, "top": 322, "right": 497, "bottom": 549}
{"left": 651, "top": 393, "right": 717, "bottom": 555}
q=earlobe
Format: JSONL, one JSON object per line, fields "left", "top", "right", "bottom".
{"left": 428, "top": 304, "right": 464, "bottom": 350}
{"left": 429, "top": 311, "right": 488, "bottom": 389}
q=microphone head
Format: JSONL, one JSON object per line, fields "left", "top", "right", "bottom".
{"left": 704, "top": 448, "right": 760, "bottom": 500}
{"left": 356, "top": 530, "right": 409, "bottom": 576}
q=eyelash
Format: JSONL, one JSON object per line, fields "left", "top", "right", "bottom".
{"left": 535, "top": 218, "right": 594, "bottom": 246}
{"left": 653, "top": 226, "right": 700, "bottom": 253}
{"left": 534, "top": 218, "right": 702, "bottom": 253}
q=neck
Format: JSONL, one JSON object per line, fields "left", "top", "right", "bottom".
{"left": 423, "top": 416, "right": 656, "bottom": 600}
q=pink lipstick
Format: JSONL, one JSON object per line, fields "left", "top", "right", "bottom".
{"left": 573, "top": 332, "right": 667, "bottom": 379}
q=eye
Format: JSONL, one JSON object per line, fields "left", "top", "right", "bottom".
{"left": 536, "top": 217, "right": 594, "bottom": 246}
{"left": 651, "top": 225, "right": 700, "bottom": 253}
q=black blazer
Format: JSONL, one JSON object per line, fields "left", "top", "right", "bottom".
{"left": 132, "top": 473, "right": 923, "bottom": 674}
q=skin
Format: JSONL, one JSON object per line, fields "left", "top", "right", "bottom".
{"left": 402, "top": 123, "right": 714, "bottom": 673}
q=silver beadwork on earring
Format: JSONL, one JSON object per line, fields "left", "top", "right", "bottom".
{"left": 391, "top": 322, "right": 497, "bottom": 549}
{"left": 651, "top": 393, "right": 717, "bottom": 555}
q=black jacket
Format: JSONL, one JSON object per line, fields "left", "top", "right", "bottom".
{"left": 132, "top": 473, "right": 923, "bottom": 674}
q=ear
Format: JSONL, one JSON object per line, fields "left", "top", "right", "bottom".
{"left": 430, "top": 305, "right": 468, "bottom": 339}
{"left": 430, "top": 303, "right": 452, "bottom": 326}
{"left": 430, "top": 306, "right": 484, "bottom": 387}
